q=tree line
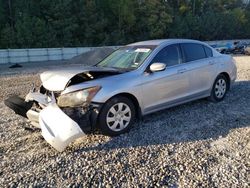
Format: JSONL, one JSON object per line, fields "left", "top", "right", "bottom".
{"left": 0, "top": 0, "right": 250, "bottom": 48}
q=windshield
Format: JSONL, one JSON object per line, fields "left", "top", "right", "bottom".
{"left": 96, "top": 45, "right": 156, "bottom": 70}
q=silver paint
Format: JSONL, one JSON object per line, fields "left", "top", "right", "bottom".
{"left": 41, "top": 39, "right": 237, "bottom": 116}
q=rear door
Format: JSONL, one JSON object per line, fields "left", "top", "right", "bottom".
{"left": 180, "top": 43, "right": 216, "bottom": 95}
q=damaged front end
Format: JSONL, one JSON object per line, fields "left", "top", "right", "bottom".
{"left": 5, "top": 86, "right": 103, "bottom": 152}
{"left": 3, "top": 67, "right": 120, "bottom": 151}
{"left": 5, "top": 87, "right": 102, "bottom": 152}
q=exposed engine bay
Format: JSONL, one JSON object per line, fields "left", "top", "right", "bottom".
{"left": 67, "top": 71, "right": 120, "bottom": 87}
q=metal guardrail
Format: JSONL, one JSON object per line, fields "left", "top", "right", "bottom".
{"left": 0, "top": 40, "right": 249, "bottom": 64}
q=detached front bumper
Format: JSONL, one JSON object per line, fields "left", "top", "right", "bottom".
{"left": 4, "top": 92, "right": 101, "bottom": 151}
{"left": 39, "top": 103, "right": 85, "bottom": 152}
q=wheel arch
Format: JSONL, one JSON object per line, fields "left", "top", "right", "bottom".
{"left": 219, "top": 72, "right": 231, "bottom": 90}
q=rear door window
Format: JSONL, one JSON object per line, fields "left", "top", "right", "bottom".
{"left": 181, "top": 43, "right": 207, "bottom": 62}
{"left": 152, "top": 44, "right": 182, "bottom": 67}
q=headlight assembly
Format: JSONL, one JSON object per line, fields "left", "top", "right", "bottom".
{"left": 57, "top": 86, "right": 101, "bottom": 107}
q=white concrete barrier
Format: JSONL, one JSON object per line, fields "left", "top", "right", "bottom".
{"left": 0, "top": 40, "right": 249, "bottom": 64}
{"left": 0, "top": 47, "right": 118, "bottom": 64}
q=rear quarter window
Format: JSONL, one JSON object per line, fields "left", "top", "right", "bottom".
{"left": 204, "top": 46, "right": 213, "bottom": 57}
{"left": 181, "top": 43, "right": 207, "bottom": 62}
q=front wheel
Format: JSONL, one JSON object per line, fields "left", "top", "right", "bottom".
{"left": 98, "top": 96, "right": 136, "bottom": 136}
{"left": 209, "top": 74, "right": 229, "bottom": 102}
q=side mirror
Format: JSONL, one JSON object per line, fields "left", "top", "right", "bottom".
{"left": 149, "top": 62, "right": 166, "bottom": 72}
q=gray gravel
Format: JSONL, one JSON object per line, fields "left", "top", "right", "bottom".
{"left": 0, "top": 57, "right": 249, "bottom": 187}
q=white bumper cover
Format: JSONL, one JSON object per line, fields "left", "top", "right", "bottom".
{"left": 39, "top": 103, "right": 85, "bottom": 151}
{"left": 25, "top": 91, "right": 85, "bottom": 151}
{"left": 39, "top": 103, "right": 84, "bottom": 152}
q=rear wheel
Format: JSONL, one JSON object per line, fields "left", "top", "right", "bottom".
{"left": 98, "top": 96, "right": 136, "bottom": 136}
{"left": 209, "top": 74, "right": 229, "bottom": 102}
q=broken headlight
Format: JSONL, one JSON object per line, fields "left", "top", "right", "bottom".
{"left": 57, "top": 86, "right": 101, "bottom": 107}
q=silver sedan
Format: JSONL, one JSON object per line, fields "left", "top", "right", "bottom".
{"left": 5, "top": 39, "right": 237, "bottom": 151}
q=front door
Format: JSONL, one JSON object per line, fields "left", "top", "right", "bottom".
{"left": 141, "top": 44, "right": 189, "bottom": 114}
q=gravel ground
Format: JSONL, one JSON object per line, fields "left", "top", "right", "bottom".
{"left": 0, "top": 56, "right": 249, "bottom": 187}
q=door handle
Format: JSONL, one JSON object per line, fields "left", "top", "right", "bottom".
{"left": 177, "top": 68, "right": 187, "bottom": 74}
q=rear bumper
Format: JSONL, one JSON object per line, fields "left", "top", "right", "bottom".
{"left": 4, "top": 94, "right": 101, "bottom": 151}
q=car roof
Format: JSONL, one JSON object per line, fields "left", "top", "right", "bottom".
{"left": 127, "top": 39, "right": 204, "bottom": 46}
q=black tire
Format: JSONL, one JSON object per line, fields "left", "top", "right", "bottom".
{"left": 208, "top": 74, "right": 229, "bottom": 102}
{"left": 4, "top": 95, "right": 33, "bottom": 118}
{"left": 98, "top": 96, "right": 136, "bottom": 136}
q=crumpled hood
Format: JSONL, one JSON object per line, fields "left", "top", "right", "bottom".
{"left": 40, "top": 66, "right": 118, "bottom": 91}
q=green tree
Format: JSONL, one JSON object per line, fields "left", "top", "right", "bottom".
{"left": 0, "top": 0, "right": 249, "bottom": 48}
